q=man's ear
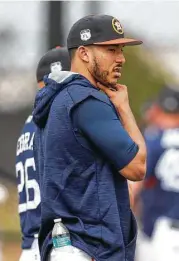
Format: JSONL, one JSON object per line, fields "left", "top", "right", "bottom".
{"left": 77, "top": 46, "right": 90, "bottom": 63}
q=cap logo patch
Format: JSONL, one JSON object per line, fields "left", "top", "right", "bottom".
{"left": 112, "top": 18, "right": 123, "bottom": 34}
{"left": 80, "top": 29, "right": 91, "bottom": 41}
{"left": 50, "top": 61, "right": 62, "bottom": 73}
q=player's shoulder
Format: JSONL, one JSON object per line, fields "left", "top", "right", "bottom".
{"left": 25, "top": 115, "right": 33, "bottom": 124}
{"left": 144, "top": 126, "right": 163, "bottom": 151}
{"left": 22, "top": 115, "right": 36, "bottom": 133}
{"left": 52, "top": 76, "right": 112, "bottom": 111}
{"left": 161, "top": 128, "right": 179, "bottom": 148}
{"left": 143, "top": 125, "right": 162, "bottom": 143}
{"left": 67, "top": 84, "right": 111, "bottom": 107}
{"left": 16, "top": 115, "right": 36, "bottom": 157}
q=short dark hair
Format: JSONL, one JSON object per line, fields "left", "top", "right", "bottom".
{"left": 68, "top": 48, "right": 77, "bottom": 61}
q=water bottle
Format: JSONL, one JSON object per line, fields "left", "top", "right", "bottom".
{"left": 31, "top": 233, "right": 40, "bottom": 261}
{"left": 52, "top": 218, "right": 73, "bottom": 253}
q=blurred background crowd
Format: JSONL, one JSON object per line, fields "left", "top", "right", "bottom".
{"left": 1, "top": 1, "right": 179, "bottom": 261}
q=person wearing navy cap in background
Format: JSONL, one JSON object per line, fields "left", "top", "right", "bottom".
{"left": 16, "top": 47, "right": 70, "bottom": 261}
{"left": 135, "top": 85, "right": 179, "bottom": 261}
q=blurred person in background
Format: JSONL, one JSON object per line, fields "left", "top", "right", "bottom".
{"left": 33, "top": 14, "right": 146, "bottom": 261}
{"left": 15, "top": 47, "right": 70, "bottom": 261}
{"left": 132, "top": 100, "right": 159, "bottom": 217}
{"left": 139, "top": 99, "right": 158, "bottom": 131}
{"left": 135, "top": 84, "right": 179, "bottom": 261}
{"left": 134, "top": 100, "right": 159, "bottom": 261}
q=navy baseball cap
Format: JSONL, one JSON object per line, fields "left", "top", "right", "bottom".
{"left": 67, "top": 14, "right": 142, "bottom": 49}
{"left": 36, "top": 47, "right": 70, "bottom": 83}
{"left": 157, "top": 85, "right": 179, "bottom": 113}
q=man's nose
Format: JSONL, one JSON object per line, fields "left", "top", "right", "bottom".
{"left": 116, "top": 53, "right": 125, "bottom": 65}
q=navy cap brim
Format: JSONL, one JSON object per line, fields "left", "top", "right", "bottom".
{"left": 93, "top": 38, "right": 143, "bottom": 46}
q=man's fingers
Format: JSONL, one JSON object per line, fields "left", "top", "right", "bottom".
{"left": 115, "top": 83, "right": 127, "bottom": 91}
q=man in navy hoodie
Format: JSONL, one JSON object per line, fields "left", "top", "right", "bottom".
{"left": 33, "top": 15, "right": 146, "bottom": 261}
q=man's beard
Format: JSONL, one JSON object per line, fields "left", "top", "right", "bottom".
{"left": 92, "top": 57, "right": 116, "bottom": 89}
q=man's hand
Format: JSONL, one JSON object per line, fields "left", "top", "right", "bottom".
{"left": 96, "top": 82, "right": 129, "bottom": 110}
{"left": 128, "top": 181, "right": 135, "bottom": 209}
{"left": 97, "top": 81, "right": 146, "bottom": 182}
{"left": 128, "top": 181, "right": 143, "bottom": 214}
